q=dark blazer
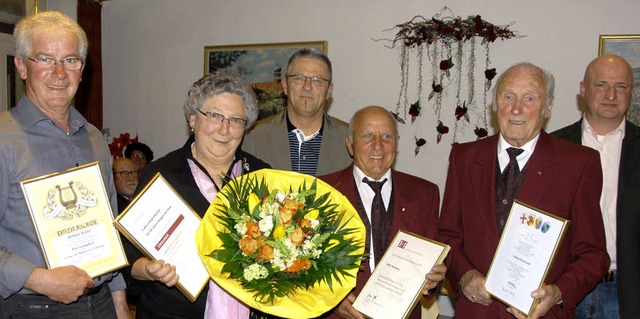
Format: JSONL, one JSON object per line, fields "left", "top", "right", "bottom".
{"left": 437, "top": 131, "right": 610, "bottom": 319}
{"left": 320, "top": 165, "right": 440, "bottom": 319}
{"left": 116, "top": 193, "right": 130, "bottom": 213}
{"left": 123, "top": 137, "right": 270, "bottom": 319}
{"left": 552, "top": 119, "right": 640, "bottom": 319}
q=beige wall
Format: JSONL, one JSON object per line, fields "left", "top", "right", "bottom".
{"left": 101, "top": 0, "right": 639, "bottom": 198}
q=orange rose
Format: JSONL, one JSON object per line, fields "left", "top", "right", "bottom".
{"left": 256, "top": 244, "right": 275, "bottom": 261}
{"left": 279, "top": 198, "right": 300, "bottom": 226}
{"left": 289, "top": 226, "right": 306, "bottom": 246}
{"left": 239, "top": 236, "right": 259, "bottom": 255}
{"left": 284, "top": 258, "right": 312, "bottom": 273}
{"left": 299, "top": 218, "right": 314, "bottom": 234}
{"left": 246, "top": 220, "right": 261, "bottom": 239}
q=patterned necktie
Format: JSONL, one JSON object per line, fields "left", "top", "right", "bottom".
{"left": 504, "top": 147, "right": 524, "bottom": 186}
{"left": 497, "top": 147, "right": 524, "bottom": 233}
{"left": 363, "top": 177, "right": 387, "bottom": 266}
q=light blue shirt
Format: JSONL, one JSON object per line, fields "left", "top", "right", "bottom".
{"left": 0, "top": 95, "right": 125, "bottom": 297}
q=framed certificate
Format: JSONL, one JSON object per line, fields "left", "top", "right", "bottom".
{"left": 114, "top": 173, "right": 209, "bottom": 302}
{"left": 485, "top": 200, "right": 570, "bottom": 316}
{"left": 353, "top": 230, "right": 450, "bottom": 319}
{"left": 20, "top": 162, "right": 128, "bottom": 278}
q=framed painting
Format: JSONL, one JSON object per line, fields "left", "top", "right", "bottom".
{"left": 204, "top": 41, "right": 327, "bottom": 119}
{"left": 599, "top": 34, "right": 640, "bottom": 125}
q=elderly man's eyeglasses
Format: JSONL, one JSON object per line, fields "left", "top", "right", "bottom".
{"left": 114, "top": 170, "right": 139, "bottom": 177}
{"left": 197, "top": 109, "right": 247, "bottom": 128}
{"left": 286, "top": 74, "right": 329, "bottom": 86}
{"left": 27, "top": 56, "right": 84, "bottom": 71}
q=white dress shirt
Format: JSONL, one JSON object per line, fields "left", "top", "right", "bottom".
{"left": 352, "top": 165, "right": 392, "bottom": 271}
{"left": 581, "top": 117, "right": 624, "bottom": 271}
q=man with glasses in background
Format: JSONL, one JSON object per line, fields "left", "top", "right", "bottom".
{"left": 242, "top": 48, "right": 351, "bottom": 176}
{"left": 0, "top": 11, "right": 130, "bottom": 318}
{"left": 113, "top": 158, "right": 139, "bottom": 213}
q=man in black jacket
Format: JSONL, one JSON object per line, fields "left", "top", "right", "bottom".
{"left": 552, "top": 54, "right": 640, "bottom": 319}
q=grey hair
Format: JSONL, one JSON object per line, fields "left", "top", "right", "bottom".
{"left": 14, "top": 11, "right": 88, "bottom": 60}
{"left": 347, "top": 106, "right": 399, "bottom": 142}
{"left": 284, "top": 48, "right": 332, "bottom": 82}
{"left": 183, "top": 71, "right": 258, "bottom": 129}
{"left": 491, "top": 62, "right": 555, "bottom": 113}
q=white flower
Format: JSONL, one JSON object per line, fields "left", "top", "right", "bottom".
{"left": 309, "top": 219, "right": 319, "bottom": 230}
{"left": 243, "top": 263, "right": 269, "bottom": 282}
{"left": 259, "top": 202, "right": 279, "bottom": 218}
{"left": 258, "top": 216, "right": 274, "bottom": 237}
{"left": 234, "top": 222, "right": 247, "bottom": 236}
{"left": 275, "top": 191, "right": 286, "bottom": 204}
{"left": 302, "top": 236, "right": 322, "bottom": 258}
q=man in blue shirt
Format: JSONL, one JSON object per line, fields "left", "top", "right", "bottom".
{"left": 0, "top": 11, "right": 130, "bottom": 318}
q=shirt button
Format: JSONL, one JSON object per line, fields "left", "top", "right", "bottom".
{"left": 500, "top": 220, "right": 505, "bottom": 226}
{"left": 502, "top": 199, "right": 508, "bottom": 205}
{"left": 302, "top": 155, "right": 306, "bottom": 160}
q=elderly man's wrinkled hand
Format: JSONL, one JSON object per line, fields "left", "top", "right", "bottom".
{"left": 334, "top": 293, "right": 364, "bottom": 319}
{"left": 507, "top": 284, "right": 562, "bottom": 319}
{"left": 460, "top": 269, "right": 492, "bottom": 306}
{"left": 422, "top": 263, "right": 447, "bottom": 294}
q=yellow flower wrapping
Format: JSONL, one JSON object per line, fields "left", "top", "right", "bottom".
{"left": 196, "top": 169, "right": 366, "bottom": 318}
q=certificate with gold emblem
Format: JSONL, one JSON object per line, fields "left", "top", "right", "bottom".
{"left": 20, "top": 162, "right": 128, "bottom": 278}
{"left": 485, "top": 200, "right": 570, "bottom": 317}
{"left": 114, "top": 173, "right": 209, "bottom": 302}
{"left": 352, "top": 230, "right": 450, "bottom": 319}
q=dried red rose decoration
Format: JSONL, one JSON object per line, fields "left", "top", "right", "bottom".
{"left": 455, "top": 101, "right": 469, "bottom": 122}
{"left": 485, "top": 68, "right": 497, "bottom": 91}
{"left": 408, "top": 101, "right": 421, "bottom": 124}
{"left": 436, "top": 121, "right": 449, "bottom": 144}
{"left": 439, "top": 57, "right": 454, "bottom": 78}
{"left": 474, "top": 126, "right": 488, "bottom": 140}
{"left": 414, "top": 137, "right": 426, "bottom": 156}
{"left": 390, "top": 111, "right": 406, "bottom": 124}
{"left": 428, "top": 81, "right": 444, "bottom": 101}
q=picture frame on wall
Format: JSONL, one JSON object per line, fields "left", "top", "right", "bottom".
{"left": 204, "top": 41, "right": 327, "bottom": 119}
{"left": 598, "top": 34, "right": 640, "bottom": 126}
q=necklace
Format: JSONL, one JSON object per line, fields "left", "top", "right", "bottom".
{"left": 191, "top": 143, "right": 229, "bottom": 181}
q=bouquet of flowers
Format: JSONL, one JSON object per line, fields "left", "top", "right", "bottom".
{"left": 196, "top": 169, "right": 366, "bottom": 318}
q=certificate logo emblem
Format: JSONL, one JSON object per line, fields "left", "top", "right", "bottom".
{"left": 44, "top": 181, "right": 98, "bottom": 220}
{"left": 398, "top": 239, "right": 408, "bottom": 249}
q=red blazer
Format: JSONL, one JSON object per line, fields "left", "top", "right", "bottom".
{"left": 437, "top": 131, "right": 610, "bottom": 319}
{"left": 320, "top": 165, "right": 440, "bottom": 319}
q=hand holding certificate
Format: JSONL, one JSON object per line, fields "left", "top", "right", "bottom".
{"left": 485, "top": 200, "right": 569, "bottom": 317}
{"left": 114, "top": 173, "right": 209, "bottom": 302}
{"left": 352, "top": 230, "right": 449, "bottom": 319}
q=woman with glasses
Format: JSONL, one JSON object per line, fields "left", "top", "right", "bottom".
{"left": 123, "top": 71, "right": 270, "bottom": 319}
{"left": 124, "top": 142, "right": 154, "bottom": 172}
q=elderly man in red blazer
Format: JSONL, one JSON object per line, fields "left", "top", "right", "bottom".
{"left": 437, "top": 63, "right": 610, "bottom": 319}
{"left": 320, "top": 106, "right": 445, "bottom": 319}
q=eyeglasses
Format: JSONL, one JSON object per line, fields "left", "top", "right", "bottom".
{"left": 131, "top": 153, "right": 146, "bottom": 160}
{"left": 27, "top": 56, "right": 84, "bottom": 71}
{"left": 114, "top": 170, "right": 139, "bottom": 177}
{"left": 197, "top": 109, "right": 247, "bottom": 129}
{"left": 285, "top": 74, "right": 330, "bottom": 86}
